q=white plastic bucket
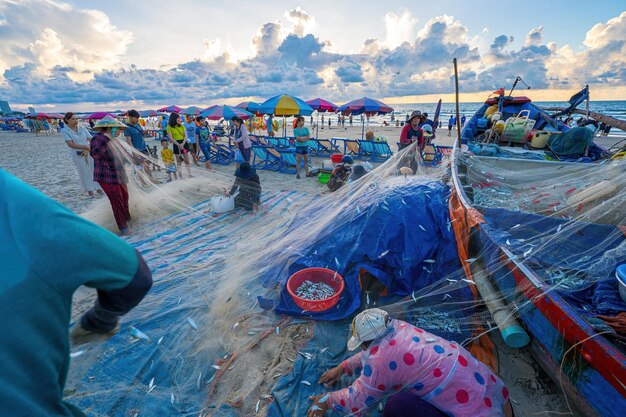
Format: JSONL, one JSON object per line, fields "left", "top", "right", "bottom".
{"left": 211, "top": 195, "right": 235, "bottom": 213}
{"left": 530, "top": 131, "right": 551, "bottom": 149}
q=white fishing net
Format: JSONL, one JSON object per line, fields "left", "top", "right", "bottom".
{"left": 64, "top": 132, "right": 626, "bottom": 417}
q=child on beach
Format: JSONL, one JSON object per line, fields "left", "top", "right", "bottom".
{"left": 195, "top": 116, "right": 212, "bottom": 170}
{"left": 160, "top": 139, "right": 178, "bottom": 181}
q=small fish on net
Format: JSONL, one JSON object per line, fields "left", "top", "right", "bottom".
{"left": 294, "top": 280, "right": 336, "bottom": 301}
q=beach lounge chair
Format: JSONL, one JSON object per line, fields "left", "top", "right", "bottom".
{"left": 357, "top": 140, "right": 375, "bottom": 159}
{"left": 266, "top": 147, "right": 306, "bottom": 174}
{"left": 422, "top": 145, "right": 452, "bottom": 166}
{"left": 251, "top": 145, "right": 281, "bottom": 171}
{"left": 210, "top": 143, "right": 234, "bottom": 165}
{"left": 332, "top": 137, "right": 362, "bottom": 158}
{"left": 316, "top": 139, "right": 341, "bottom": 156}
{"left": 371, "top": 141, "right": 393, "bottom": 161}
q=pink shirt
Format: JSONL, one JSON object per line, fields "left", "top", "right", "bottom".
{"left": 328, "top": 319, "right": 508, "bottom": 417}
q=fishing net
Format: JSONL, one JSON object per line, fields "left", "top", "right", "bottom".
{"left": 63, "top": 134, "right": 626, "bottom": 417}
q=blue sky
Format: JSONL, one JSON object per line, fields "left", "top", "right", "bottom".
{"left": 0, "top": 0, "right": 624, "bottom": 111}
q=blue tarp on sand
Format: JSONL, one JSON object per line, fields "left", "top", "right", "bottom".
{"left": 259, "top": 179, "right": 465, "bottom": 321}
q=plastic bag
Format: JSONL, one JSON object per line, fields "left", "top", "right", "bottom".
{"left": 234, "top": 148, "right": 244, "bottom": 163}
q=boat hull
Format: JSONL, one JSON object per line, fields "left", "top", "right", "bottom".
{"left": 450, "top": 146, "right": 626, "bottom": 417}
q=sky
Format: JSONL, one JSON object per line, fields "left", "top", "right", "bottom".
{"left": 0, "top": 0, "right": 625, "bottom": 112}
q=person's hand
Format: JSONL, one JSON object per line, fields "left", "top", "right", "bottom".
{"left": 307, "top": 394, "right": 329, "bottom": 417}
{"left": 318, "top": 364, "right": 344, "bottom": 387}
{"left": 80, "top": 149, "right": 89, "bottom": 157}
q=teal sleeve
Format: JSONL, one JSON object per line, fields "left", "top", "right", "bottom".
{"left": 2, "top": 170, "right": 139, "bottom": 294}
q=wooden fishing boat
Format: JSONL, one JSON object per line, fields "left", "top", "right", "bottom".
{"left": 450, "top": 95, "right": 626, "bottom": 417}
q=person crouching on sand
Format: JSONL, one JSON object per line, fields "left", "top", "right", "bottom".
{"left": 90, "top": 116, "right": 132, "bottom": 235}
{"left": 224, "top": 162, "right": 261, "bottom": 213}
{"left": 308, "top": 308, "right": 514, "bottom": 417}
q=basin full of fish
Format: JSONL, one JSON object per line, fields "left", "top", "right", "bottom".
{"left": 294, "top": 281, "right": 336, "bottom": 301}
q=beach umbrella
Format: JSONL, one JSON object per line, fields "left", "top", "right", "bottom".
{"left": 87, "top": 112, "right": 117, "bottom": 120}
{"left": 25, "top": 112, "right": 51, "bottom": 119}
{"left": 157, "top": 105, "right": 182, "bottom": 113}
{"left": 236, "top": 101, "right": 261, "bottom": 114}
{"left": 339, "top": 97, "right": 393, "bottom": 139}
{"left": 182, "top": 106, "right": 202, "bottom": 116}
{"left": 306, "top": 98, "right": 339, "bottom": 139}
{"left": 306, "top": 98, "right": 338, "bottom": 113}
{"left": 199, "top": 105, "right": 253, "bottom": 120}
{"left": 259, "top": 94, "right": 313, "bottom": 116}
{"left": 259, "top": 94, "right": 313, "bottom": 136}
{"left": 139, "top": 110, "right": 158, "bottom": 117}
{"left": 338, "top": 97, "right": 393, "bottom": 115}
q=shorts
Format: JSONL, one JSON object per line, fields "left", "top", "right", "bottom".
{"left": 166, "top": 164, "right": 177, "bottom": 173}
{"left": 448, "top": 125, "right": 453, "bottom": 131}
{"left": 295, "top": 146, "right": 309, "bottom": 155}
{"left": 172, "top": 141, "right": 191, "bottom": 155}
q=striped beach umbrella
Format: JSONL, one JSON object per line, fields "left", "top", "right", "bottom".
{"left": 258, "top": 94, "right": 314, "bottom": 117}
{"left": 236, "top": 101, "right": 261, "bottom": 114}
{"left": 182, "top": 106, "right": 202, "bottom": 116}
{"left": 199, "top": 105, "right": 253, "bottom": 120}
{"left": 338, "top": 97, "right": 393, "bottom": 116}
{"left": 306, "top": 98, "right": 338, "bottom": 113}
{"left": 157, "top": 105, "right": 182, "bottom": 113}
{"left": 87, "top": 112, "right": 117, "bottom": 120}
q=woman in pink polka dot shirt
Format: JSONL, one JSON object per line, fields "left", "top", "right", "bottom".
{"left": 307, "top": 308, "right": 513, "bottom": 417}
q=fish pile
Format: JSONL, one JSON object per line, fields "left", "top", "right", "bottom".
{"left": 294, "top": 280, "right": 335, "bottom": 301}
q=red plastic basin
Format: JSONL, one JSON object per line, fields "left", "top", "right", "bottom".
{"left": 286, "top": 267, "right": 344, "bottom": 312}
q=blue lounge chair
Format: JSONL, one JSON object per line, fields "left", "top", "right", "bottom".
{"left": 371, "top": 141, "right": 393, "bottom": 161}
{"left": 251, "top": 145, "right": 281, "bottom": 171}
{"left": 316, "top": 139, "right": 341, "bottom": 156}
{"left": 358, "top": 140, "right": 375, "bottom": 159}
{"left": 210, "top": 143, "right": 234, "bottom": 165}
{"left": 332, "top": 137, "right": 362, "bottom": 158}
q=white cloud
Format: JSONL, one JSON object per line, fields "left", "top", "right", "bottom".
{"left": 383, "top": 11, "right": 418, "bottom": 49}
{"left": 0, "top": 0, "right": 132, "bottom": 83}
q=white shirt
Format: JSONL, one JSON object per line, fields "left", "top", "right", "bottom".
{"left": 61, "top": 125, "right": 92, "bottom": 156}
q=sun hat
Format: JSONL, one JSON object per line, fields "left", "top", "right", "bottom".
{"left": 92, "top": 115, "right": 128, "bottom": 130}
{"left": 408, "top": 111, "right": 422, "bottom": 123}
{"left": 234, "top": 162, "right": 257, "bottom": 180}
{"left": 347, "top": 308, "right": 390, "bottom": 351}
{"left": 399, "top": 166, "right": 413, "bottom": 175}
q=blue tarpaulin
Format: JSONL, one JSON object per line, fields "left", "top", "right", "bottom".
{"left": 259, "top": 179, "right": 465, "bottom": 320}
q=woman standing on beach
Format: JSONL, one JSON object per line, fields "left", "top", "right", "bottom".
{"left": 231, "top": 116, "right": 252, "bottom": 164}
{"left": 90, "top": 116, "right": 132, "bottom": 235}
{"left": 166, "top": 113, "right": 192, "bottom": 178}
{"left": 61, "top": 112, "right": 102, "bottom": 198}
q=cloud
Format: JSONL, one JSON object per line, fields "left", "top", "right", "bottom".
{"left": 0, "top": 0, "right": 132, "bottom": 83}
{"left": 1, "top": 7, "right": 625, "bottom": 109}
{"left": 334, "top": 59, "right": 364, "bottom": 83}
{"left": 383, "top": 11, "right": 418, "bottom": 49}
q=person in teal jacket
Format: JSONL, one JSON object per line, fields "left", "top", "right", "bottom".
{"left": 0, "top": 169, "right": 153, "bottom": 416}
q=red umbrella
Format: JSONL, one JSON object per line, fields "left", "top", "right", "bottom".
{"left": 157, "top": 105, "right": 182, "bottom": 113}
{"left": 199, "top": 105, "right": 253, "bottom": 120}
{"left": 306, "top": 98, "right": 338, "bottom": 113}
{"left": 25, "top": 112, "right": 51, "bottom": 119}
{"left": 87, "top": 112, "right": 117, "bottom": 120}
